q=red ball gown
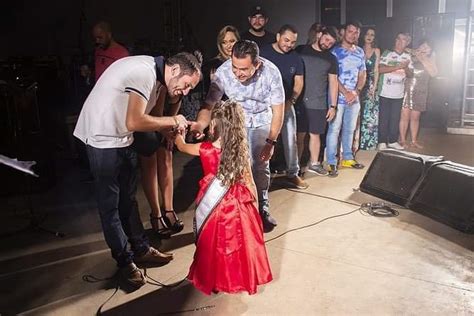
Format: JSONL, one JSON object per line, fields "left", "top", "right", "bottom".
{"left": 187, "top": 142, "right": 273, "bottom": 295}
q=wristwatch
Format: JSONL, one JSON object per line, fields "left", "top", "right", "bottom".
{"left": 329, "top": 105, "right": 337, "bottom": 109}
{"left": 265, "top": 138, "right": 277, "bottom": 146}
{"left": 290, "top": 97, "right": 297, "bottom": 105}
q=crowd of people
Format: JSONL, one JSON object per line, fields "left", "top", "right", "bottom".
{"left": 73, "top": 5, "right": 437, "bottom": 295}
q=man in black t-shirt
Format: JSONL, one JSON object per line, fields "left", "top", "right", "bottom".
{"left": 295, "top": 26, "right": 338, "bottom": 177}
{"left": 241, "top": 5, "right": 275, "bottom": 48}
{"left": 261, "top": 24, "right": 307, "bottom": 190}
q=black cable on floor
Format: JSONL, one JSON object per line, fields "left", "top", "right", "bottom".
{"left": 143, "top": 268, "right": 187, "bottom": 288}
{"left": 285, "top": 188, "right": 362, "bottom": 207}
{"left": 263, "top": 189, "right": 400, "bottom": 243}
{"left": 85, "top": 191, "right": 400, "bottom": 314}
{"left": 265, "top": 208, "right": 362, "bottom": 243}
{"left": 157, "top": 305, "right": 216, "bottom": 315}
{"left": 82, "top": 273, "right": 117, "bottom": 283}
{"left": 82, "top": 273, "right": 119, "bottom": 315}
{"left": 95, "top": 284, "right": 120, "bottom": 316}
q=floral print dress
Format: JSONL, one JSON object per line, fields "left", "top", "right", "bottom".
{"left": 360, "top": 52, "right": 379, "bottom": 150}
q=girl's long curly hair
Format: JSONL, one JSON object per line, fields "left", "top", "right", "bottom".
{"left": 210, "top": 100, "right": 249, "bottom": 187}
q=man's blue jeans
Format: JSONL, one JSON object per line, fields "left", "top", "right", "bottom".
{"left": 246, "top": 124, "right": 271, "bottom": 214}
{"left": 281, "top": 107, "right": 300, "bottom": 177}
{"left": 326, "top": 101, "right": 361, "bottom": 165}
{"left": 86, "top": 145, "right": 149, "bottom": 267}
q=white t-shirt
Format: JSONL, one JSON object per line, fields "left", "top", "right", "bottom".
{"left": 74, "top": 56, "right": 160, "bottom": 148}
{"left": 378, "top": 50, "right": 413, "bottom": 99}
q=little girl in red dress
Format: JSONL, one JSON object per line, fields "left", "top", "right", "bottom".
{"left": 175, "top": 100, "right": 272, "bottom": 295}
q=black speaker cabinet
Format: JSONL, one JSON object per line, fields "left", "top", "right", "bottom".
{"left": 359, "top": 150, "right": 443, "bottom": 206}
{"left": 409, "top": 162, "right": 474, "bottom": 233}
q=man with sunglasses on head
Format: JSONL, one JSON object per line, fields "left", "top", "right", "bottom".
{"left": 74, "top": 52, "right": 201, "bottom": 289}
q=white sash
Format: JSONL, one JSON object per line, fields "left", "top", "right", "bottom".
{"left": 194, "top": 177, "right": 229, "bottom": 241}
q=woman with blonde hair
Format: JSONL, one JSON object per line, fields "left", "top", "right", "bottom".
{"left": 400, "top": 38, "right": 438, "bottom": 149}
{"left": 203, "top": 25, "right": 240, "bottom": 92}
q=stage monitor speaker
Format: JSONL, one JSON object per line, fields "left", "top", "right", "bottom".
{"left": 359, "top": 150, "right": 443, "bottom": 206}
{"left": 408, "top": 162, "right": 474, "bottom": 233}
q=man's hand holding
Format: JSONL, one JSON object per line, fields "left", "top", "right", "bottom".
{"left": 189, "top": 121, "right": 205, "bottom": 140}
{"left": 172, "top": 115, "right": 188, "bottom": 134}
{"left": 344, "top": 90, "right": 358, "bottom": 105}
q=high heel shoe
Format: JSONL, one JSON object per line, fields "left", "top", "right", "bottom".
{"left": 150, "top": 214, "right": 172, "bottom": 239}
{"left": 162, "top": 210, "right": 184, "bottom": 234}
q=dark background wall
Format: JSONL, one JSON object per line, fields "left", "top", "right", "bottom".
{"left": 0, "top": 0, "right": 472, "bottom": 131}
{"left": 0, "top": 0, "right": 471, "bottom": 195}
{"left": 182, "top": 0, "right": 317, "bottom": 58}
{"left": 1, "top": 0, "right": 471, "bottom": 59}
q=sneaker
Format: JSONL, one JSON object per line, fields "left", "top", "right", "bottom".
{"left": 341, "top": 159, "right": 365, "bottom": 169}
{"left": 287, "top": 175, "right": 309, "bottom": 189}
{"left": 377, "top": 143, "right": 387, "bottom": 151}
{"left": 307, "top": 163, "right": 329, "bottom": 176}
{"left": 261, "top": 211, "right": 277, "bottom": 233}
{"left": 387, "top": 142, "right": 405, "bottom": 150}
{"left": 328, "top": 164, "right": 339, "bottom": 178}
{"left": 120, "top": 263, "right": 146, "bottom": 288}
{"left": 134, "top": 247, "right": 173, "bottom": 264}
{"left": 298, "top": 170, "right": 306, "bottom": 179}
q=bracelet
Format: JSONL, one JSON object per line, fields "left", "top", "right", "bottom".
{"left": 265, "top": 138, "right": 277, "bottom": 146}
{"left": 172, "top": 116, "right": 180, "bottom": 129}
{"left": 330, "top": 105, "right": 337, "bottom": 109}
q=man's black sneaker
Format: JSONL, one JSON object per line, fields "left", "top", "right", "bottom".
{"left": 328, "top": 164, "right": 339, "bottom": 178}
{"left": 307, "top": 163, "right": 329, "bottom": 176}
{"left": 261, "top": 211, "right": 277, "bottom": 233}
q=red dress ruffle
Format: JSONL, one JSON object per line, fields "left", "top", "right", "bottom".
{"left": 187, "top": 142, "right": 273, "bottom": 295}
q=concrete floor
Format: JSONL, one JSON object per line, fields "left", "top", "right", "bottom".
{"left": 0, "top": 128, "right": 473, "bottom": 315}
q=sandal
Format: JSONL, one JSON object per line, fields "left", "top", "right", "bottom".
{"left": 150, "top": 214, "right": 172, "bottom": 239}
{"left": 162, "top": 210, "right": 184, "bottom": 234}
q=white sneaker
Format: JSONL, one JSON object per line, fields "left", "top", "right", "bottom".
{"left": 388, "top": 142, "right": 405, "bottom": 150}
{"left": 377, "top": 143, "right": 387, "bottom": 150}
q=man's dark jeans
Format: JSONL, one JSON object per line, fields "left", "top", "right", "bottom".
{"left": 86, "top": 145, "right": 149, "bottom": 267}
{"left": 378, "top": 96, "right": 403, "bottom": 144}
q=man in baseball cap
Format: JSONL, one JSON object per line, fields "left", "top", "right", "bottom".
{"left": 241, "top": 5, "right": 275, "bottom": 48}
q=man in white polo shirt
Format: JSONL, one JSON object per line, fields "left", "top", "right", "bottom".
{"left": 74, "top": 52, "right": 201, "bottom": 288}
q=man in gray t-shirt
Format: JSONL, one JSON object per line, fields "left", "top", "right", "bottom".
{"left": 295, "top": 26, "right": 338, "bottom": 176}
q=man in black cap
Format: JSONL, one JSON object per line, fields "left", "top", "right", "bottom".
{"left": 241, "top": 5, "right": 276, "bottom": 48}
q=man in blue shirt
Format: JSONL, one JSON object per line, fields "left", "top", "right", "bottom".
{"left": 260, "top": 24, "right": 308, "bottom": 189}
{"left": 327, "top": 21, "right": 367, "bottom": 177}
{"left": 192, "top": 40, "right": 285, "bottom": 232}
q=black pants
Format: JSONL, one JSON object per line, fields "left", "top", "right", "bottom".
{"left": 86, "top": 145, "right": 149, "bottom": 267}
{"left": 378, "top": 96, "right": 403, "bottom": 144}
